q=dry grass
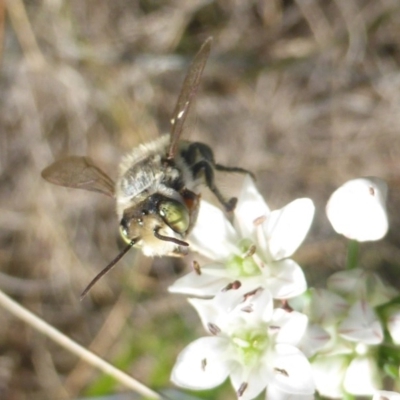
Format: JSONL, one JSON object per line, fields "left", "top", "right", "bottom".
{"left": 1, "top": 0, "right": 400, "bottom": 399}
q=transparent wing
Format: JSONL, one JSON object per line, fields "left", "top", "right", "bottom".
{"left": 41, "top": 156, "right": 115, "bottom": 197}
{"left": 167, "top": 37, "right": 213, "bottom": 160}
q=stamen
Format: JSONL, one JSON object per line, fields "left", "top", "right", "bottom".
{"left": 281, "top": 300, "right": 293, "bottom": 312}
{"left": 274, "top": 367, "right": 289, "bottom": 377}
{"left": 201, "top": 358, "right": 207, "bottom": 371}
{"left": 207, "top": 323, "right": 221, "bottom": 336}
{"left": 222, "top": 280, "right": 241, "bottom": 291}
{"left": 369, "top": 186, "right": 375, "bottom": 196}
{"left": 242, "top": 244, "right": 256, "bottom": 258}
{"left": 237, "top": 382, "right": 248, "bottom": 397}
{"left": 192, "top": 260, "right": 201, "bottom": 275}
{"left": 269, "top": 325, "right": 280, "bottom": 332}
{"left": 253, "top": 215, "right": 266, "bottom": 226}
{"left": 243, "top": 287, "right": 261, "bottom": 302}
{"left": 241, "top": 305, "right": 254, "bottom": 313}
{"left": 254, "top": 216, "right": 269, "bottom": 255}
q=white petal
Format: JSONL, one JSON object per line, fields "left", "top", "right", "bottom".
{"left": 270, "top": 344, "right": 315, "bottom": 395}
{"left": 344, "top": 356, "right": 380, "bottom": 395}
{"left": 168, "top": 266, "right": 229, "bottom": 297}
{"left": 263, "top": 198, "right": 315, "bottom": 260}
{"left": 188, "top": 298, "right": 226, "bottom": 333}
{"left": 171, "top": 337, "right": 230, "bottom": 390}
{"left": 298, "top": 323, "right": 331, "bottom": 357}
{"left": 326, "top": 177, "right": 388, "bottom": 242}
{"left": 213, "top": 285, "right": 274, "bottom": 324}
{"left": 387, "top": 308, "right": 400, "bottom": 345}
{"left": 327, "top": 269, "right": 398, "bottom": 306}
{"left": 234, "top": 175, "right": 270, "bottom": 239}
{"left": 230, "top": 362, "right": 270, "bottom": 400}
{"left": 338, "top": 300, "right": 383, "bottom": 345}
{"left": 273, "top": 309, "right": 308, "bottom": 346}
{"left": 188, "top": 200, "right": 239, "bottom": 260}
{"left": 311, "top": 355, "right": 348, "bottom": 398}
{"left": 373, "top": 391, "right": 400, "bottom": 400}
{"left": 309, "top": 288, "right": 349, "bottom": 325}
{"left": 266, "top": 385, "right": 315, "bottom": 400}
{"left": 265, "top": 259, "right": 307, "bottom": 299}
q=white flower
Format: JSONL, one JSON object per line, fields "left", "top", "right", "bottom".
{"left": 290, "top": 278, "right": 386, "bottom": 398}
{"left": 171, "top": 288, "right": 315, "bottom": 399}
{"left": 373, "top": 391, "right": 400, "bottom": 400}
{"left": 312, "top": 352, "right": 381, "bottom": 398}
{"left": 338, "top": 300, "right": 383, "bottom": 345}
{"left": 327, "top": 269, "right": 398, "bottom": 307}
{"left": 326, "top": 177, "right": 388, "bottom": 241}
{"left": 387, "top": 307, "right": 400, "bottom": 345}
{"left": 169, "top": 176, "right": 314, "bottom": 300}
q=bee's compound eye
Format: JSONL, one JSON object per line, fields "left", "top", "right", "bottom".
{"left": 158, "top": 200, "right": 189, "bottom": 233}
{"left": 119, "top": 221, "right": 131, "bottom": 244}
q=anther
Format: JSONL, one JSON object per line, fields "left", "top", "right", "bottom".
{"left": 207, "top": 323, "right": 221, "bottom": 336}
{"left": 253, "top": 215, "right": 266, "bottom": 226}
{"left": 274, "top": 367, "right": 289, "bottom": 377}
{"left": 222, "top": 280, "right": 241, "bottom": 291}
{"left": 237, "top": 382, "right": 248, "bottom": 397}
{"left": 192, "top": 260, "right": 201, "bottom": 275}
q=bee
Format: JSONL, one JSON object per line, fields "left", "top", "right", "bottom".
{"left": 42, "top": 38, "right": 252, "bottom": 298}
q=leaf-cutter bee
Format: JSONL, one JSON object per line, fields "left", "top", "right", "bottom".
{"left": 42, "top": 38, "right": 252, "bottom": 298}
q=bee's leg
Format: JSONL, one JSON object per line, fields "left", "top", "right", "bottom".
{"left": 191, "top": 160, "right": 237, "bottom": 212}
{"left": 215, "top": 164, "right": 256, "bottom": 181}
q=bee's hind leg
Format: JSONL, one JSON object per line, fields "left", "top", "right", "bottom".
{"left": 191, "top": 160, "right": 237, "bottom": 212}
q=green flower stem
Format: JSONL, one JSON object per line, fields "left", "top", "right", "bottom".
{"left": 346, "top": 239, "right": 359, "bottom": 270}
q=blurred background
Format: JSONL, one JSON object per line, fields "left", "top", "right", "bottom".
{"left": 1, "top": 0, "right": 400, "bottom": 399}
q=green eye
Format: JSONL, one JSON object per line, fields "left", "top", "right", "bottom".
{"left": 119, "top": 224, "right": 130, "bottom": 244}
{"left": 159, "top": 200, "right": 189, "bottom": 233}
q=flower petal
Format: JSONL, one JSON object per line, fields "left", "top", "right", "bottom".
{"left": 263, "top": 198, "right": 315, "bottom": 260}
{"left": 373, "top": 391, "right": 400, "bottom": 400}
{"left": 266, "top": 385, "right": 315, "bottom": 400}
{"left": 309, "top": 288, "right": 349, "bottom": 325}
{"left": 311, "top": 355, "right": 348, "bottom": 398}
{"left": 171, "top": 337, "right": 230, "bottom": 390}
{"left": 344, "top": 356, "right": 380, "bottom": 395}
{"left": 338, "top": 300, "right": 383, "bottom": 345}
{"left": 234, "top": 175, "right": 270, "bottom": 239}
{"left": 230, "top": 362, "right": 270, "bottom": 400}
{"left": 272, "top": 309, "right": 308, "bottom": 346}
{"left": 270, "top": 344, "right": 315, "bottom": 395}
{"left": 387, "top": 307, "right": 400, "bottom": 345}
{"left": 265, "top": 259, "right": 307, "bottom": 299}
{"left": 326, "top": 177, "right": 388, "bottom": 242}
{"left": 188, "top": 200, "right": 239, "bottom": 260}
{"left": 213, "top": 285, "right": 274, "bottom": 322}
{"left": 298, "top": 323, "right": 331, "bottom": 358}
{"left": 327, "top": 269, "right": 398, "bottom": 306}
{"left": 168, "top": 265, "right": 230, "bottom": 297}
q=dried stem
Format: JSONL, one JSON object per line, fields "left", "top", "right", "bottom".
{"left": 0, "top": 289, "right": 161, "bottom": 399}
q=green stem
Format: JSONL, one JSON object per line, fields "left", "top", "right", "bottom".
{"left": 346, "top": 239, "right": 359, "bottom": 269}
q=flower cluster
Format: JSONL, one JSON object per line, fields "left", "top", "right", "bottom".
{"left": 169, "top": 176, "right": 400, "bottom": 399}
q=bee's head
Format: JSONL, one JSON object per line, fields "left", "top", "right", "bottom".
{"left": 119, "top": 194, "right": 190, "bottom": 256}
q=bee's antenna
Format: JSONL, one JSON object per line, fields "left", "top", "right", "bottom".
{"left": 80, "top": 239, "right": 137, "bottom": 300}
{"left": 153, "top": 228, "right": 189, "bottom": 247}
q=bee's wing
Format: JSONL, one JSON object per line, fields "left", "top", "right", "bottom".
{"left": 41, "top": 156, "right": 115, "bottom": 197}
{"left": 167, "top": 37, "right": 212, "bottom": 160}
